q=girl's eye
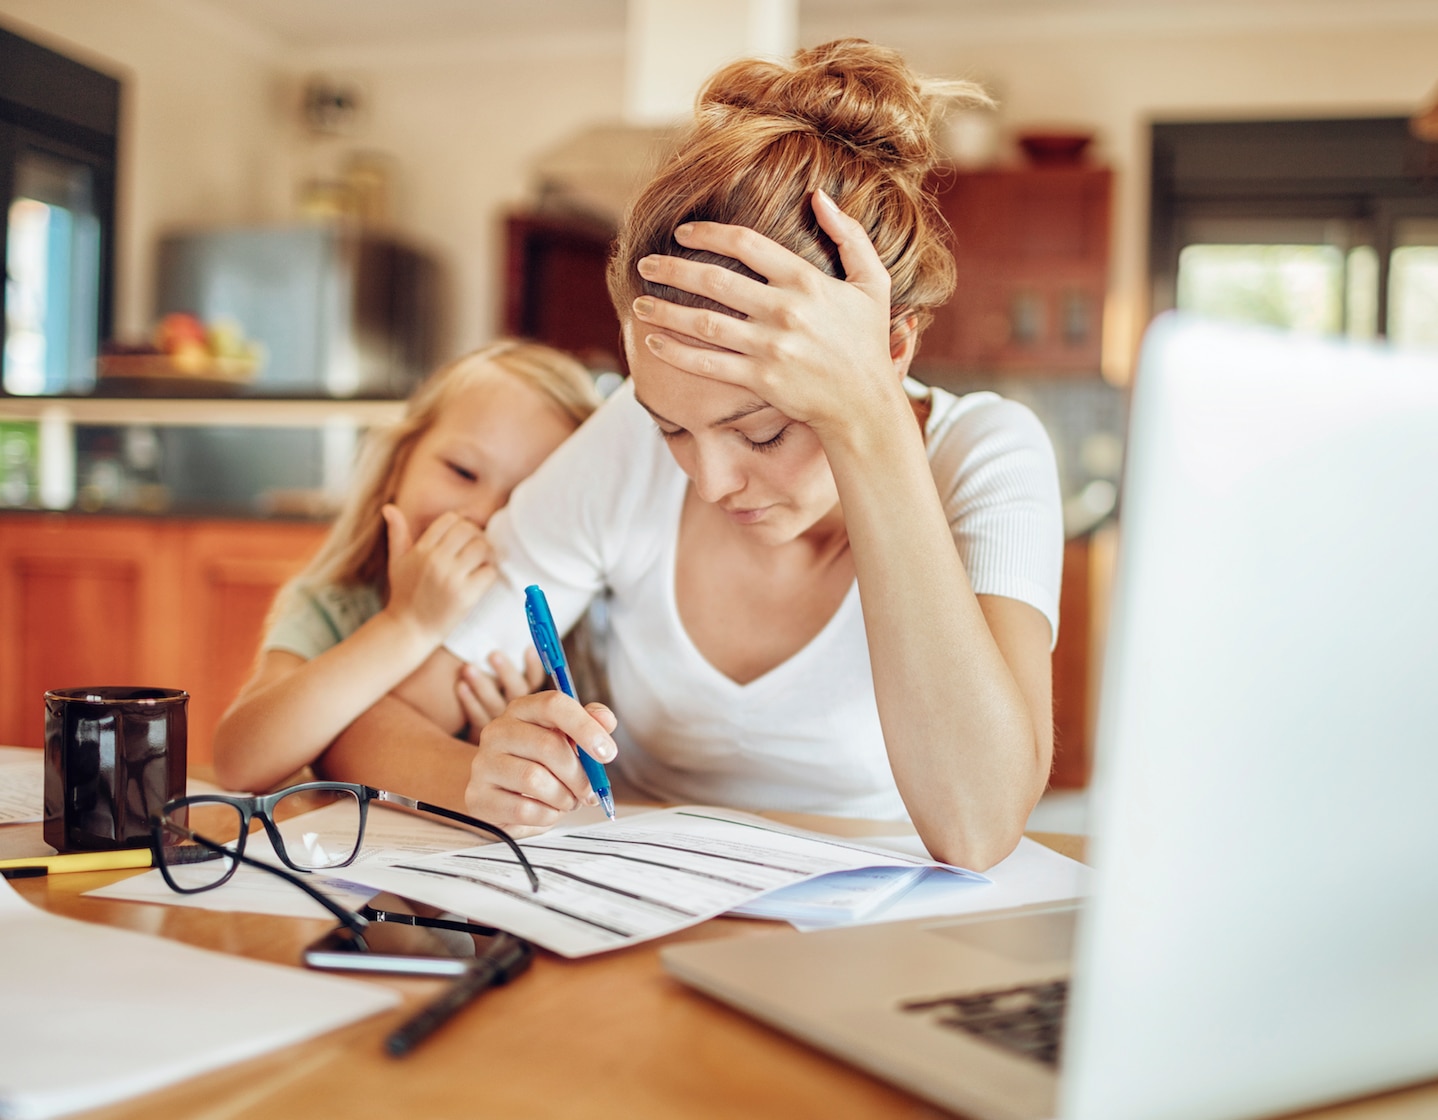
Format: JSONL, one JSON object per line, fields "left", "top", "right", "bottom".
{"left": 655, "top": 426, "right": 685, "bottom": 442}
{"left": 747, "top": 426, "right": 789, "bottom": 452}
{"left": 447, "top": 461, "right": 477, "bottom": 482}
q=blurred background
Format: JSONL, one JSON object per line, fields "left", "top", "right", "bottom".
{"left": 1, "top": 0, "right": 1435, "bottom": 795}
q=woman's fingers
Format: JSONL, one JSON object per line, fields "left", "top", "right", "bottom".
{"left": 670, "top": 220, "right": 817, "bottom": 290}
{"left": 584, "top": 701, "right": 618, "bottom": 735}
{"left": 810, "top": 188, "right": 892, "bottom": 301}
{"left": 638, "top": 329, "right": 751, "bottom": 386}
{"left": 465, "top": 693, "right": 621, "bottom": 831}
{"left": 478, "top": 692, "right": 616, "bottom": 799}
{"left": 636, "top": 250, "right": 776, "bottom": 321}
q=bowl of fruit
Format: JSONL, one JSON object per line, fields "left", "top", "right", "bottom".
{"left": 99, "top": 313, "right": 266, "bottom": 394}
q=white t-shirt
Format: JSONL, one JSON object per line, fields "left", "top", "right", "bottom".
{"left": 446, "top": 378, "right": 1063, "bottom": 820}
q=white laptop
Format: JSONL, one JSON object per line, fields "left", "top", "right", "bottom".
{"left": 661, "top": 315, "right": 1438, "bottom": 1120}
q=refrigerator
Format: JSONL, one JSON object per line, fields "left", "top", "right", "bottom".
{"left": 155, "top": 224, "right": 442, "bottom": 398}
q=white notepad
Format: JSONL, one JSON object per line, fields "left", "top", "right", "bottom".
{"left": 0, "top": 876, "right": 399, "bottom": 1119}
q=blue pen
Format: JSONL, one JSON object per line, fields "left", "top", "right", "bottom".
{"left": 524, "top": 584, "right": 615, "bottom": 821}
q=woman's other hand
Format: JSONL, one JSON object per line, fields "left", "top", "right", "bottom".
{"left": 382, "top": 504, "right": 496, "bottom": 644}
{"left": 464, "top": 693, "right": 618, "bottom": 833}
{"left": 457, "top": 649, "right": 547, "bottom": 743}
{"left": 628, "top": 190, "right": 908, "bottom": 437}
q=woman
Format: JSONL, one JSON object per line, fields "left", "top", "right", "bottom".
{"left": 321, "top": 40, "right": 1062, "bottom": 870}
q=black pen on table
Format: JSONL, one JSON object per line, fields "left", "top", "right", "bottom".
{"left": 385, "top": 933, "right": 534, "bottom": 1057}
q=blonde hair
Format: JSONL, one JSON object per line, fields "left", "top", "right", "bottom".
{"left": 277, "top": 340, "right": 600, "bottom": 618}
{"left": 608, "top": 38, "right": 992, "bottom": 336}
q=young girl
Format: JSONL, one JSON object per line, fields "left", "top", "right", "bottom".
{"left": 211, "top": 340, "right": 601, "bottom": 793}
{"left": 320, "top": 40, "right": 1064, "bottom": 871}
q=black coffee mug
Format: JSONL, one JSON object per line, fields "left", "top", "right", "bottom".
{"left": 43, "top": 687, "right": 188, "bottom": 852}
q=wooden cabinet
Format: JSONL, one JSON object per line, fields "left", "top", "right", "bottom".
{"left": 918, "top": 165, "right": 1112, "bottom": 377}
{"left": 0, "top": 515, "right": 326, "bottom": 763}
{"left": 1049, "top": 525, "right": 1119, "bottom": 790}
{"left": 503, "top": 213, "right": 624, "bottom": 373}
{"left": 1051, "top": 537, "right": 1092, "bottom": 789}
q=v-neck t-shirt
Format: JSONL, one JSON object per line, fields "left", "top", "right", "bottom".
{"left": 445, "top": 377, "right": 1062, "bottom": 821}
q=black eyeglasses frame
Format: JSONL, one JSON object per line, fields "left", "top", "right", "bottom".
{"left": 149, "top": 781, "right": 540, "bottom": 897}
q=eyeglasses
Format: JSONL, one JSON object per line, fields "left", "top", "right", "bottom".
{"left": 149, "top": 781, "right": 539, "bottom": 926}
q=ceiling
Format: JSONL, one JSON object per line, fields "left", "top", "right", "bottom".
{"left": 184, "top": 0, "right": 1418, "bottom": 54}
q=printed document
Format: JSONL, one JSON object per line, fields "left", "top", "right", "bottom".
{"left": 343, "top": 806, "right": 989, "bottom": 957}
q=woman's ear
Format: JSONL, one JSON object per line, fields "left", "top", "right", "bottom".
{"left": 889, "top": 313, "right": 921, "bottom": 380}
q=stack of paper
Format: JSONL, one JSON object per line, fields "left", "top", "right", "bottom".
{"left": 0, "top": 876, "right": 398, "bottom": 1119}
{"left": 343, "top": 806, "right": 989, "bottom": 957}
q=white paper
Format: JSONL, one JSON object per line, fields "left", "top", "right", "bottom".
{"left": 0, "top": 875, "right": 397, "bottom": 1120}
{"left": 85, "top": 799, "right": 482, "bottom": 919}
{"left": 729, "top": 864, "right": 931, "bottom": 923}
{"left": 344, "top": 806, "right": 990, "bottom": 958}
{"left": 782, "top": 835, "right": 1091, "bottom": 931}
{"left": 0, "top": 756, "right": 43, "bottom": 825}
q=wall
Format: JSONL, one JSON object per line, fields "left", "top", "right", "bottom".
{"left": 0, "top": 0, "right": 290, "bottom": 341}
{"left": 804, "top": 5, "right": 1438, "bottom": 380}
{"left": 283, "top": 33, "right": 625, "bottom": 357}
{"left": 3, "top": 1, "right": 1436, "bottom": 371}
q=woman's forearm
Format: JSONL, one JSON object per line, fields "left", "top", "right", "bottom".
{"left": 317, "top": 693, "right": 478, "bottom": 814}
{"left": 822, "top": 396, "right": 1052, "bottom": 870}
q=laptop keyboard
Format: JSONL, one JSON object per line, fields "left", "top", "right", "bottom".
{"left": 900, "top": 979, "right": 1068, "bottom": 1068}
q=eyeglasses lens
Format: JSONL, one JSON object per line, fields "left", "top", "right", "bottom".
{"left": 272, "top": 787, "right": 362, "bottom": 869}
{"left": 160, "top": 800, "right": 243, "bottom": 890}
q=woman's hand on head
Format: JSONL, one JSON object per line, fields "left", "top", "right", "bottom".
{"left": 456, "top": 649, "right": 547, "bottom": 743}
{"left": 464, "top": 692, "right": 618, "bottom": 833}
{"left": 629, "top": 190, "right": 907, "bottom": 436}
{"left": 382, "top": 504, "right": 496, "bottom": 645}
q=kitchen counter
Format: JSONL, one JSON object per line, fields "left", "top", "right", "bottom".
{"left": 0, "top": 396, "right": 405, "bottom": 428}
{"left": 0, "top": 396, "right": 403, "bottom": 520}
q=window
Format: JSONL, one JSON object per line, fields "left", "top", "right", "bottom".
{"left": 1, "top": 25, "right": 119, "bottom": 396}
{"left": 1151, "top": 119, "right": 1438, "bottom": 350}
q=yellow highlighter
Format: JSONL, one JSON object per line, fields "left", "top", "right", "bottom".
{"left": 0, "top": 848, "right": 158, "bottom": 876}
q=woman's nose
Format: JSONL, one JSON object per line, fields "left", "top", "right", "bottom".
{"left": 690, "top": 443, "right": 744, "bottom": 505}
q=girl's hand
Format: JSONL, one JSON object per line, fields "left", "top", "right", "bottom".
{"left": 628, "top": 190, "right": 907, "bottom": 438}
{"left": 464, "top": 692, "right": 618, "bottom": 833}
{"left": 457, "top": 649, "right": 548, "bottom": 743}
{"left": 382, "top": 505, "right": 495, "bottom": 645}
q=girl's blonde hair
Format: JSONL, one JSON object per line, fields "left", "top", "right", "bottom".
{"left": 279, "top": 340, "right": 600, "bottom": 615}
{"left": 608, "top": 38, "right": 992, "bottom": 337}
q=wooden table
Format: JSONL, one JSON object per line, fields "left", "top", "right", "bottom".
{"left": 9, "top": 823, "right": 1438, "bottom": 1120}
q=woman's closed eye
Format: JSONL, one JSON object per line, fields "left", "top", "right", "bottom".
{"left": 654, "top": 423, "right": 789, "bottom": 452}
{"left": 745, "top": 426, "right": 789, "bottom": 452}
{"left": 446, "top": 460, "right": 478, "bottom": 482}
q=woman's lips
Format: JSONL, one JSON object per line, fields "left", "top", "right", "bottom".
{"left": 723, "top": 505, "right": 767, "bottom": 524}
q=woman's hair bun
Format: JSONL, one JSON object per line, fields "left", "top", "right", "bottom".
{"left": 697, "top": 38, "right": 991, "bottom": 175}
{"left": 610, "top": 38, "right": 991, "bottom": 336}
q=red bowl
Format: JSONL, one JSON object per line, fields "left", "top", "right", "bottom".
{"left": 1018, "top": 131, "right": 1093, "bottom": 165}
